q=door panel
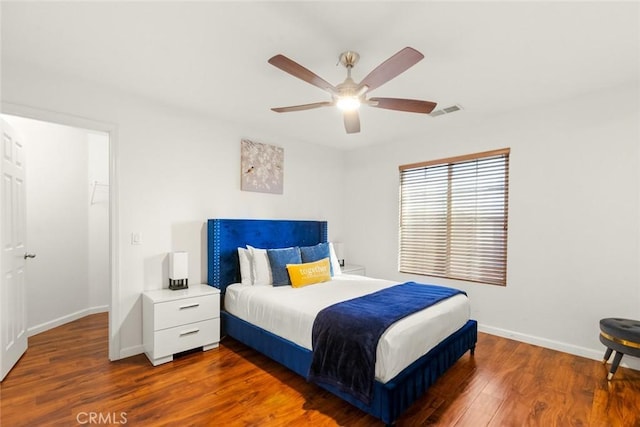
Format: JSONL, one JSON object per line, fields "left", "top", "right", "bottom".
{"left": 1, "top": 119, "right": 28, "bottom": 381}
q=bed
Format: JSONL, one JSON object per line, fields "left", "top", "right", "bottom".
{"left": 207, "top": 218, "right": 477, "bottom": 425}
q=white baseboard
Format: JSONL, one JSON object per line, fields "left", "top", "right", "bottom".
{"left": 479, "top": 323, "right": 640, "bottom": 371}
{"left": 119, "top": 344, "right": 144, "bottom": 359}
{"left": 28, "top": 305, "right": 109, "bottom": 337}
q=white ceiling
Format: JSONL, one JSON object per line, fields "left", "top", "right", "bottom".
{"left": 2, "top": 1, "right": 638, "bottom": 149}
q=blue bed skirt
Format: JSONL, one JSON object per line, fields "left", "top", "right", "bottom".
{"left": 223, "top": 311, "right": 477, "bottom": 425}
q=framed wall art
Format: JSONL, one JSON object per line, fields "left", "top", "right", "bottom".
{"left": 240, "top": 139, "right": 284, "bottom": 194}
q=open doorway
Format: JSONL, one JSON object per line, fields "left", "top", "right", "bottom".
{"left": 2, "top": 114, "right": 112, "bottom": 352}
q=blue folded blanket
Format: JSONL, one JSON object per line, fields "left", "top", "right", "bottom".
{"left": 308, "top": 282, "right": 465, "bottom": 405}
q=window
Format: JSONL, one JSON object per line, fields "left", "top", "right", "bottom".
{"left": 399, "top": 148, "right": 510, "bottom": 286}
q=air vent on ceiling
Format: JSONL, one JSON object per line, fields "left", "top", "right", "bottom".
{"left": 430, "top": 104, "right": 463, "bottom": 117}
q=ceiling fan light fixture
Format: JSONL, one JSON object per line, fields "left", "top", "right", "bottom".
{"left": 336, "top": 96, "right": 361, "bottom": 112}
{"left": 269, "top": 47, "right": 435, "bottom": 133}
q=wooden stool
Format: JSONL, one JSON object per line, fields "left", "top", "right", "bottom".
{"left": 599, "top": 318, "right": 640, "bottom": 380}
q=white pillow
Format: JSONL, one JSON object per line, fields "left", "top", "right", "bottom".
{"left": 247, "top": 245, "right": 273, "bottom": 286}
{"left": 237, "top": 247, "right": 253, "bottom": 285}
{"left": 329, "top": 243, "right": 342, "bottom": 276}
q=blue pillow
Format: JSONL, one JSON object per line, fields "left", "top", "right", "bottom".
{"left": 267, "top": 247, "right": 302, "bottom": 286}
{"left": 300, "top": 242, "right": 333, "bottom": 276}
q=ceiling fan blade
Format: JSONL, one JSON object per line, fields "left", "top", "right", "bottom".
{"left": 343, "top": 110, "right": 360, "bottom": 134}
{"left": 358, "top": 47, "right": 424, "bottom": 93}
{"left": 369, "top": 97, "right": 437, "bottom": 114}
{"left": 271, "top": 101, "right": 334, "bottom": 113}
{"left": 269, "top": 54, "right": 337, "bottom": 94}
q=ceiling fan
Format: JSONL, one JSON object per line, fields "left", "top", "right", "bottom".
{"left": 268, "top": 47, "right": 437, "bottom": 134}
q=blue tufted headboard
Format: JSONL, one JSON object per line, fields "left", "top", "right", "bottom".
{"left": 207, "top": 219, "right": 328, "bottom": 293}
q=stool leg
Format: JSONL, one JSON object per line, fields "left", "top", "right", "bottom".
{"left": 603, "top": 347, "right": 613, "bottom": 364}
{"left": 608, "top": 351, "right": 624, "bottom": 380}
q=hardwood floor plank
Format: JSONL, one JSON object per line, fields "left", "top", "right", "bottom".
{"left": 454, "top": 392, "right": 504, "bottom": 427}
{"left": 1, "top": 313, "right": 639, "bottom": 426}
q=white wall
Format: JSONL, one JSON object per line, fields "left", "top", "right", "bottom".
{"left": 2, "top": 115, "right": 110, "bottom": 333}
{"left": 88, "top": 132, "right": 110, "bottom": 309}
{"left": 1, "top": 63, "right": 346, "bottom": 357}
{"left": 344, "top": 82, "right": 640, "bottom": 369}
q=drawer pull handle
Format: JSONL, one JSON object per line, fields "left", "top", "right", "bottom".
{"left": 179, "top": 328, "right": 199, "bottom": 337}
{"left": 179, "top": 303, "right": 200, "bottom": 310}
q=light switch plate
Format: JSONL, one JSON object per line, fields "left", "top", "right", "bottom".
{"left": 131, "top": 232, "right": 142, "bottom": 245}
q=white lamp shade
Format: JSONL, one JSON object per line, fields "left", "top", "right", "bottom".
{"left": 169, "top": 251, "right": 188, "bottom": 280}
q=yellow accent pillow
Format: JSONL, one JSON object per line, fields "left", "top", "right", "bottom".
{"left": 287, "top": 258, "right": 331, "bottom": 288}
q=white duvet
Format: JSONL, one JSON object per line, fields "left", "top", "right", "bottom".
{"left": 224, "top": 274, "right": 470, "bottom": 383}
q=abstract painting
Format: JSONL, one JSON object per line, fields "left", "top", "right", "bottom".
{"left": 240, "top": 139, "right": 284, "bottom": 194}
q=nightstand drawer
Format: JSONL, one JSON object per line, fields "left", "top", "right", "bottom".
{"left": 154, "top": 294, "right": 219, "bottom": 330}
{"left": 143, "top": 284, "right": 221, "bottom": 365}
{"left": 154, "top": 318, "right": 220, "bottom": 357}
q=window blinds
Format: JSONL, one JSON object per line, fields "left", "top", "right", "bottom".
{"left": 399, "top": 148, "right": 510, "bottom": 286}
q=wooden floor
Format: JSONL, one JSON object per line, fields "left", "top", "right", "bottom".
{"left": 1, "top": 313, "right": 639, "bottom": 426}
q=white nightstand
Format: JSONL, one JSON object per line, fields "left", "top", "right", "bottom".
{"left": 142, "top": 284, "right": 220, "bottom": 366}
{"left": 341, "top": 264, "right": 366, "bottom": 276}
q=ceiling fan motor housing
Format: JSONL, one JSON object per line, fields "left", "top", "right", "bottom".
{"left": 337, "top": 51, "right": 361, "bottom": 98}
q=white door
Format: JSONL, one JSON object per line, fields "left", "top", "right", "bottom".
{"left": 0, "top": 119, "right": 28, "bottom": 381}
